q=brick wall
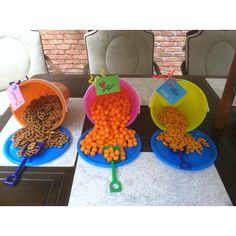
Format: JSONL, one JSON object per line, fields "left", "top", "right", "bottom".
{"left": 153, "top": 30, "right": 187, "bottom": 75}
{"left": 40, "top": 30, "right": 87, "bottom": 74}
{"left": 40, "top": 30, "right": 187, "bottom": 75}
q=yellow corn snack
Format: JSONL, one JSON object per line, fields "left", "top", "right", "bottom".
{"left": 156, "top": 106, "right": 209, "bottom": 154}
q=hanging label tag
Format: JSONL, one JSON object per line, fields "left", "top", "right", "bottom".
{"left": 6, "top": 83, "right": 25, "bottom": 111}
{"left": 156, "top": 79, "right": 187, "bottom": 105}
{"left": 95, "top": 75, "right": 120, "bottom": 95}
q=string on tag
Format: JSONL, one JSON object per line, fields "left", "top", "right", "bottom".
{"left": 88, "top": 75, "right": 95, "bottom": 84}
{"left": 8, "top": 75, "right": 29, "bottom": 86}
{"left": 168, "top": 69, "right": 175, "bottom": 79}
{"left": 152, "top": 69, "right": 176, "bottom": 81}
{"left": 9, "top": 80, "right": 21, "bottom": 86}
{"left": 88, "top": 68, "right": 106, "bottom": 87}
{"left": 100, "top": 68, "right": 105, "bottom": 77}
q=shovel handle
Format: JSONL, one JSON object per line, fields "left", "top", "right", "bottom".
{"left": 4, "top": 141, "right": 44, "bottom": 186}
{"left": 111, "top": 161, "right": 118, "bottom": 181}
{"left": 4, "top": 156, "right": 28, "bottom": 186}
{"left": 110, "top": 161, "right": 122, "bottom": 192}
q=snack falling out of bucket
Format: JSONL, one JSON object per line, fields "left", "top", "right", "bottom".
{"left": 149, "top": 77, "right": 217, "bottom": 171}
{"left": 84, "top": 79, "right": 140, "bottom": 126}
{"left": 78, "top": 76, "right": 142, "bottom": 168}
{"left": 11, "top": 79, "right": 70, "bottom": 130}
{"left": 156, "top": 106, "right": 210, "bottom": 154}
{"left": 80, "top": 90, "right": 139, "bottom": 161}
{"left": 149, "top": 80, "right": 209, "bottom": 132}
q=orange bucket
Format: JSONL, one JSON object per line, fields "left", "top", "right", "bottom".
{"left": 11, "top": 79, "right": 70, "bottom": 130}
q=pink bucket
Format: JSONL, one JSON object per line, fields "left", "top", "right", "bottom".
{"left": 84, "top": 79, "right": 140, "bottom": 126}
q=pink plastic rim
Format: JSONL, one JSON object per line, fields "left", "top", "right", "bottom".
{"left": 84, "top": 79, "right": 140, "bottom": 126}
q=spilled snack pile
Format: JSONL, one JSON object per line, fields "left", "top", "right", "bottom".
{"left": 156, "top": 106, "right": 209, "bottom": 154}
{"left": 12, "top": 95, "right": 68, "bottom": 157}
{"left": 80, "top": 90, "right": 138, "bottom": 162}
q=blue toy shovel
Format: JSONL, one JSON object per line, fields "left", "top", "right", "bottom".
{"left": 4, "top": 142, "right": 44, "bottom": 186}
{"left": 178, "top": 151, "right": 192, "bottom": 170}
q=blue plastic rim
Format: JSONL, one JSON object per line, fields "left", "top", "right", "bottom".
{"left": 150, "top": 129, "right": 218, "bottom": 171}
{"left": 3, "top": 126, "right": 71, "bottom": 166}
{"left": 77, "top": 128, "right": 142, "bottom": 168}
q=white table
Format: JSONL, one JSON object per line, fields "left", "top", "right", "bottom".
{"left": 69, "top": 77, "right": 232, "bottom": 206}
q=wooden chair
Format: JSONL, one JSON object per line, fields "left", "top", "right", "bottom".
{"left": 0, "top": 30, "right": 61, "bottom": 91}
{"left": 214, "top": 52, "right": 236, "bottom": 129}
{"left": 84, "top": 30, "right": 161, "bottom": 76}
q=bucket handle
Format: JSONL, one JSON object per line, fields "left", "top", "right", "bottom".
{"left": 148, "top": 91, "right": 156, "bottom": 108}
{"left": 204, "top": 105, "right": 210, "bottom": 113}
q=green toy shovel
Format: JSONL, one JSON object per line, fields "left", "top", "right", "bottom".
{"left": 110, "top": 160, "right": 122, "bottom": 193}
{"left": 104, "top": 145, "right": 122, "bottom": 193}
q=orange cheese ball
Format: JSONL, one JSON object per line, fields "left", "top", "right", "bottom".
{"left": 80, "top": 90, "right": 138, "bottom": 161}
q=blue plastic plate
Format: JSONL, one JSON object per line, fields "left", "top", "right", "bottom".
{"left": 77, "top": 128, "right": 142, "bottom": 168}
{"left": 3, "top": 126, "right": 71, "bottom": 166}
{"left": 150, "top": 129, "right": 217, "bottom": 171}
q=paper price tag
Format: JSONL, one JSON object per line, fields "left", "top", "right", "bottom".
{"left": 6, "top": 83, "right": 25, "bottom": 111}
{"left": 156, "top": 79, "right": 187, "bottom": 105}
{"left": 95, "top": 75, "right": 120, "bottom": 95}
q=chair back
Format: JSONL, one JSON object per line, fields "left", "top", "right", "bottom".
{"left": 185, "top": 30, "right": 236, "bottom": 77}
{"left": 0, "top": 30, "right": 48, "bottom": 91}
{"left": 85, "top": 30, "right": 154, "bottom": 75}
